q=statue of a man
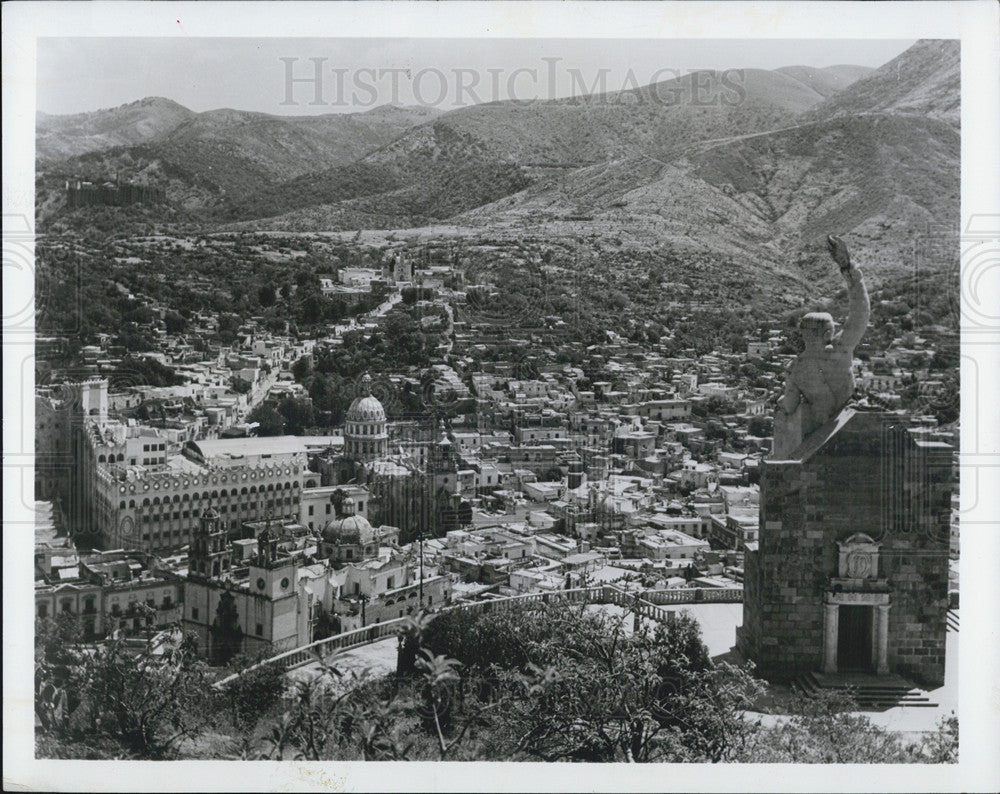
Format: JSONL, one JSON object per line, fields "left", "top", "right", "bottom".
{"left": 772, "top": 235, "right": 870, "bottom": 458}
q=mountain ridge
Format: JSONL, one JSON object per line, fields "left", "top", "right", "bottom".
{"left": 239, "top": 40, "right": 957, "bottom": 298}
{"left": 36, "top": 40, "right": 958, "bottom": 300}
{"left": 212, "top": 64, "right": 878, "bottom": 225}
{"left": 805, "top": 39, "right": 959, "bottom": 128}
{"left": 445, "top": 41, "right": 959, "bottom": 290}
{"left": 36, "top": 61, "right": 871, "bottom": 206}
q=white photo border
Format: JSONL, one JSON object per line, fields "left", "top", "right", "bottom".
{"left": 4, "top": 2, "right": 998, "bottom": 791}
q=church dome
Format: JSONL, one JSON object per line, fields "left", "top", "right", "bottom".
{"left": 346, "top": 374, "right": 387, "bottom": 424}
{"left": 347, "top": 395, "right": 387, "bottom": 423}
{"left": 321, "top": 513, "right": 376, "bottom": 546}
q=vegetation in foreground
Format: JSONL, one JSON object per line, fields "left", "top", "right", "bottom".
{"left": 35, "top": 604, "right": 957, "bottom": 762}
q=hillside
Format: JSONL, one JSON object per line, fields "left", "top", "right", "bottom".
{"left": 36, "top": 39, "right": 958, "bottom": 301}
{"left": 448, "top": 40, "right": 958, "bottom": 292}
{"left": 776, "top": 65, "right": 875, "bottom": 98}
{"left": 36, "top": 64, "right": 873, "bottom": 226}
{"left": 806, "top": 39, "right": 959, "bottom": 127}
{"left": 218, "top": 66, "right": 863, "bottom": 226}
{"left": 36, "top": 97, "right": 195, "bottom": 162}
{"left": 667, "top": 113, "right": 956, "bottom": 284}
{"left": 162, "top": 104, "right": 445, "bottom": 181}
{"left": 420, "top": 66, "right": 836, "bottom": 166}
{"left": 221, "top": 119, "right": 533, "bottom": 224}
{"left": 35, "top": 102, "right": 444, "bottom": 214}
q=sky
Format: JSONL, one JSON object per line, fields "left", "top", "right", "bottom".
{"left": 36, "top": 37, "right": 916, "bottom": 116}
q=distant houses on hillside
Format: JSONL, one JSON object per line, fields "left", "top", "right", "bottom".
{"left": 65, "top": 178, "right": 165, "bottom": 209}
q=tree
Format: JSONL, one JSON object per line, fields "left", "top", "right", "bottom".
{"left": 246, "top": 404, "right": 285, "bottom": 436}
{"left": 296, "top": 269, "right": 319, "bottom": 290}
{"left": 929, "top": 377, "right": 959, "bottom": 426}
{"left": 416, "top": 601, "right": 764, "bottom": 762}
{"left": 738, "top": 689, "right": 914, "bottom": 763}
{"left": 36, "top": 613, "right": 83, "bottom": 668}
{"left": 704, "top": 421, "right": 730, "bottom": 443}
{"left": 313, "top": 608, "right": 342, "bottom": 642}
{"left": 210, "top": 591, "right": 245, "bottom": 666}
{"left": 539, "top": 466, "right": 564, "bottom": 482}
{"left": 329, "top": 488, "right": 345, "bottom": 518}
{"left": 163, "top": 310, "right": 187, "bottom": 334}
{"left": 916, "top": 713, "right": 958, "bottom": 763}
{"left": 277, "top": 396, "right": 315, "bottom": 435}
{"left": 691, "top": 395, "right": 739, "bottom": 418}
{"left": 258, "top": 284, "right": 277, "bottom": 307}
{"left": 748, "top": 416, "right": 773, "bottom": 438}
{"left": 217, "top": 313, "right": 240, "bottom": 345}
{"left": 112, "top": 355, "right": 183, "bottom": 389}
{"left": 220, "top": 653, "right": 286, "bottom": 735}
{"left": 230, "top": 376, "right": 252, "bottom": 395}
{"left": 36, "top": 596, "right": 959, "bottom": 762}
{"left": 929, "top": 342, "right": 958, "bottom": 371}
{"left": 297, "top": 293, "right": 324, "bottom": 325}
{"left": 37, "top": 633, "right": 211, "bottom": 758}
{"left": 291, "top": 355, "right": 312, "bottom": 383}
{"left": 118, "top": 323, "right": 156, "bottom": 352}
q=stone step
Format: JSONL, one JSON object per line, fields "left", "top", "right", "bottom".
{"left": 792, "top": 673, "right": 821, "bottom": 697}
{"left": 852, "top": 693, "right": 931, "bottom": 701}
{"left": 816, "top": 683, "right": 915, "bottom": 691}
{"left": 823, "top": 690, "right": 928, "bottom": 700}
{"left": 794, "top": 671, "right": 938, "bottom": 709}
{"left": 822, "top": 684, "right": 920, "bottom": 695}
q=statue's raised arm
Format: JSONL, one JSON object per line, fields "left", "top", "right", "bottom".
{"left": 771, "top": 235, "right": 870, "bottom": 459}
{"left": 828, "top": 235, "right": 870, "bottom": 353}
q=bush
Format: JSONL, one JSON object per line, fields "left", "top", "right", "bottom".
{"left": 417, "top": 601, "right": 762, "bottom": 762}
{"left": 36, "top": 634, "right": 211, "bottom": 758}
{"left": 219, "top": 657, "right": 287, "bottom": 733}
{"left": 36, "top": 604, "right": 961, "bottom": 763}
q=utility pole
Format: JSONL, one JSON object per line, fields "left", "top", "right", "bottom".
{"left": 359, "top": 592, "right": 369, "bottom": 627}
{"left": 419, "top": 405, "right": 439, "bottom": 611}
{"left": 415, "top": 426, "right": 428, "bottom": 612}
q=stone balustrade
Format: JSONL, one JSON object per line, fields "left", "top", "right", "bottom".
{"left": 214, "top": 584, "right": 743, "bottom": 689}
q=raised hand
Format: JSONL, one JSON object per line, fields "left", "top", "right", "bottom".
{"left": 826, "top": 234, "right": 852, "bottom": 273}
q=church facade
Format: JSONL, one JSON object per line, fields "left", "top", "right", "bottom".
{"left": 182, "top": 509, "right": 309, "bottom": 659}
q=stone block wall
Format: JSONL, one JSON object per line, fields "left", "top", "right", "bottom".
{"left": 740, "top": 411, "right": 951, "bottom": 687}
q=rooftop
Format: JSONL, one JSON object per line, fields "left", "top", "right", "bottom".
{"left": 187, "top": 435, "right": 308, "bottom": 460}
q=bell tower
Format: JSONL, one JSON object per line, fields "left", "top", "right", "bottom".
{"left": 190, "top": 504, "right": 232, "bottom": 580}
{"left": 248, "top": 520, "right": 297, "bottom": 600}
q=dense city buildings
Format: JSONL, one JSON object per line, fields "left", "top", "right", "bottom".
{"left": 36, "top": 218, "right": 958, "bottom": 692}
{"left": 30, "top": 108, "right": 960, "bottom": 705}
{"left": 54, "top": 377, "right": 308, "bottom": 553}
{"left": 34, "top": 258, "right": 958, "bottom": 668}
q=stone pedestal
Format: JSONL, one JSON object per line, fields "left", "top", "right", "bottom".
{"left": 737, "top": 410, "right": 952, "bottom": 687}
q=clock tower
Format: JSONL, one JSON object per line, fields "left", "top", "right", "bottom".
{"left": 248, "top": 523, "right": 297, "bottom": 600}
